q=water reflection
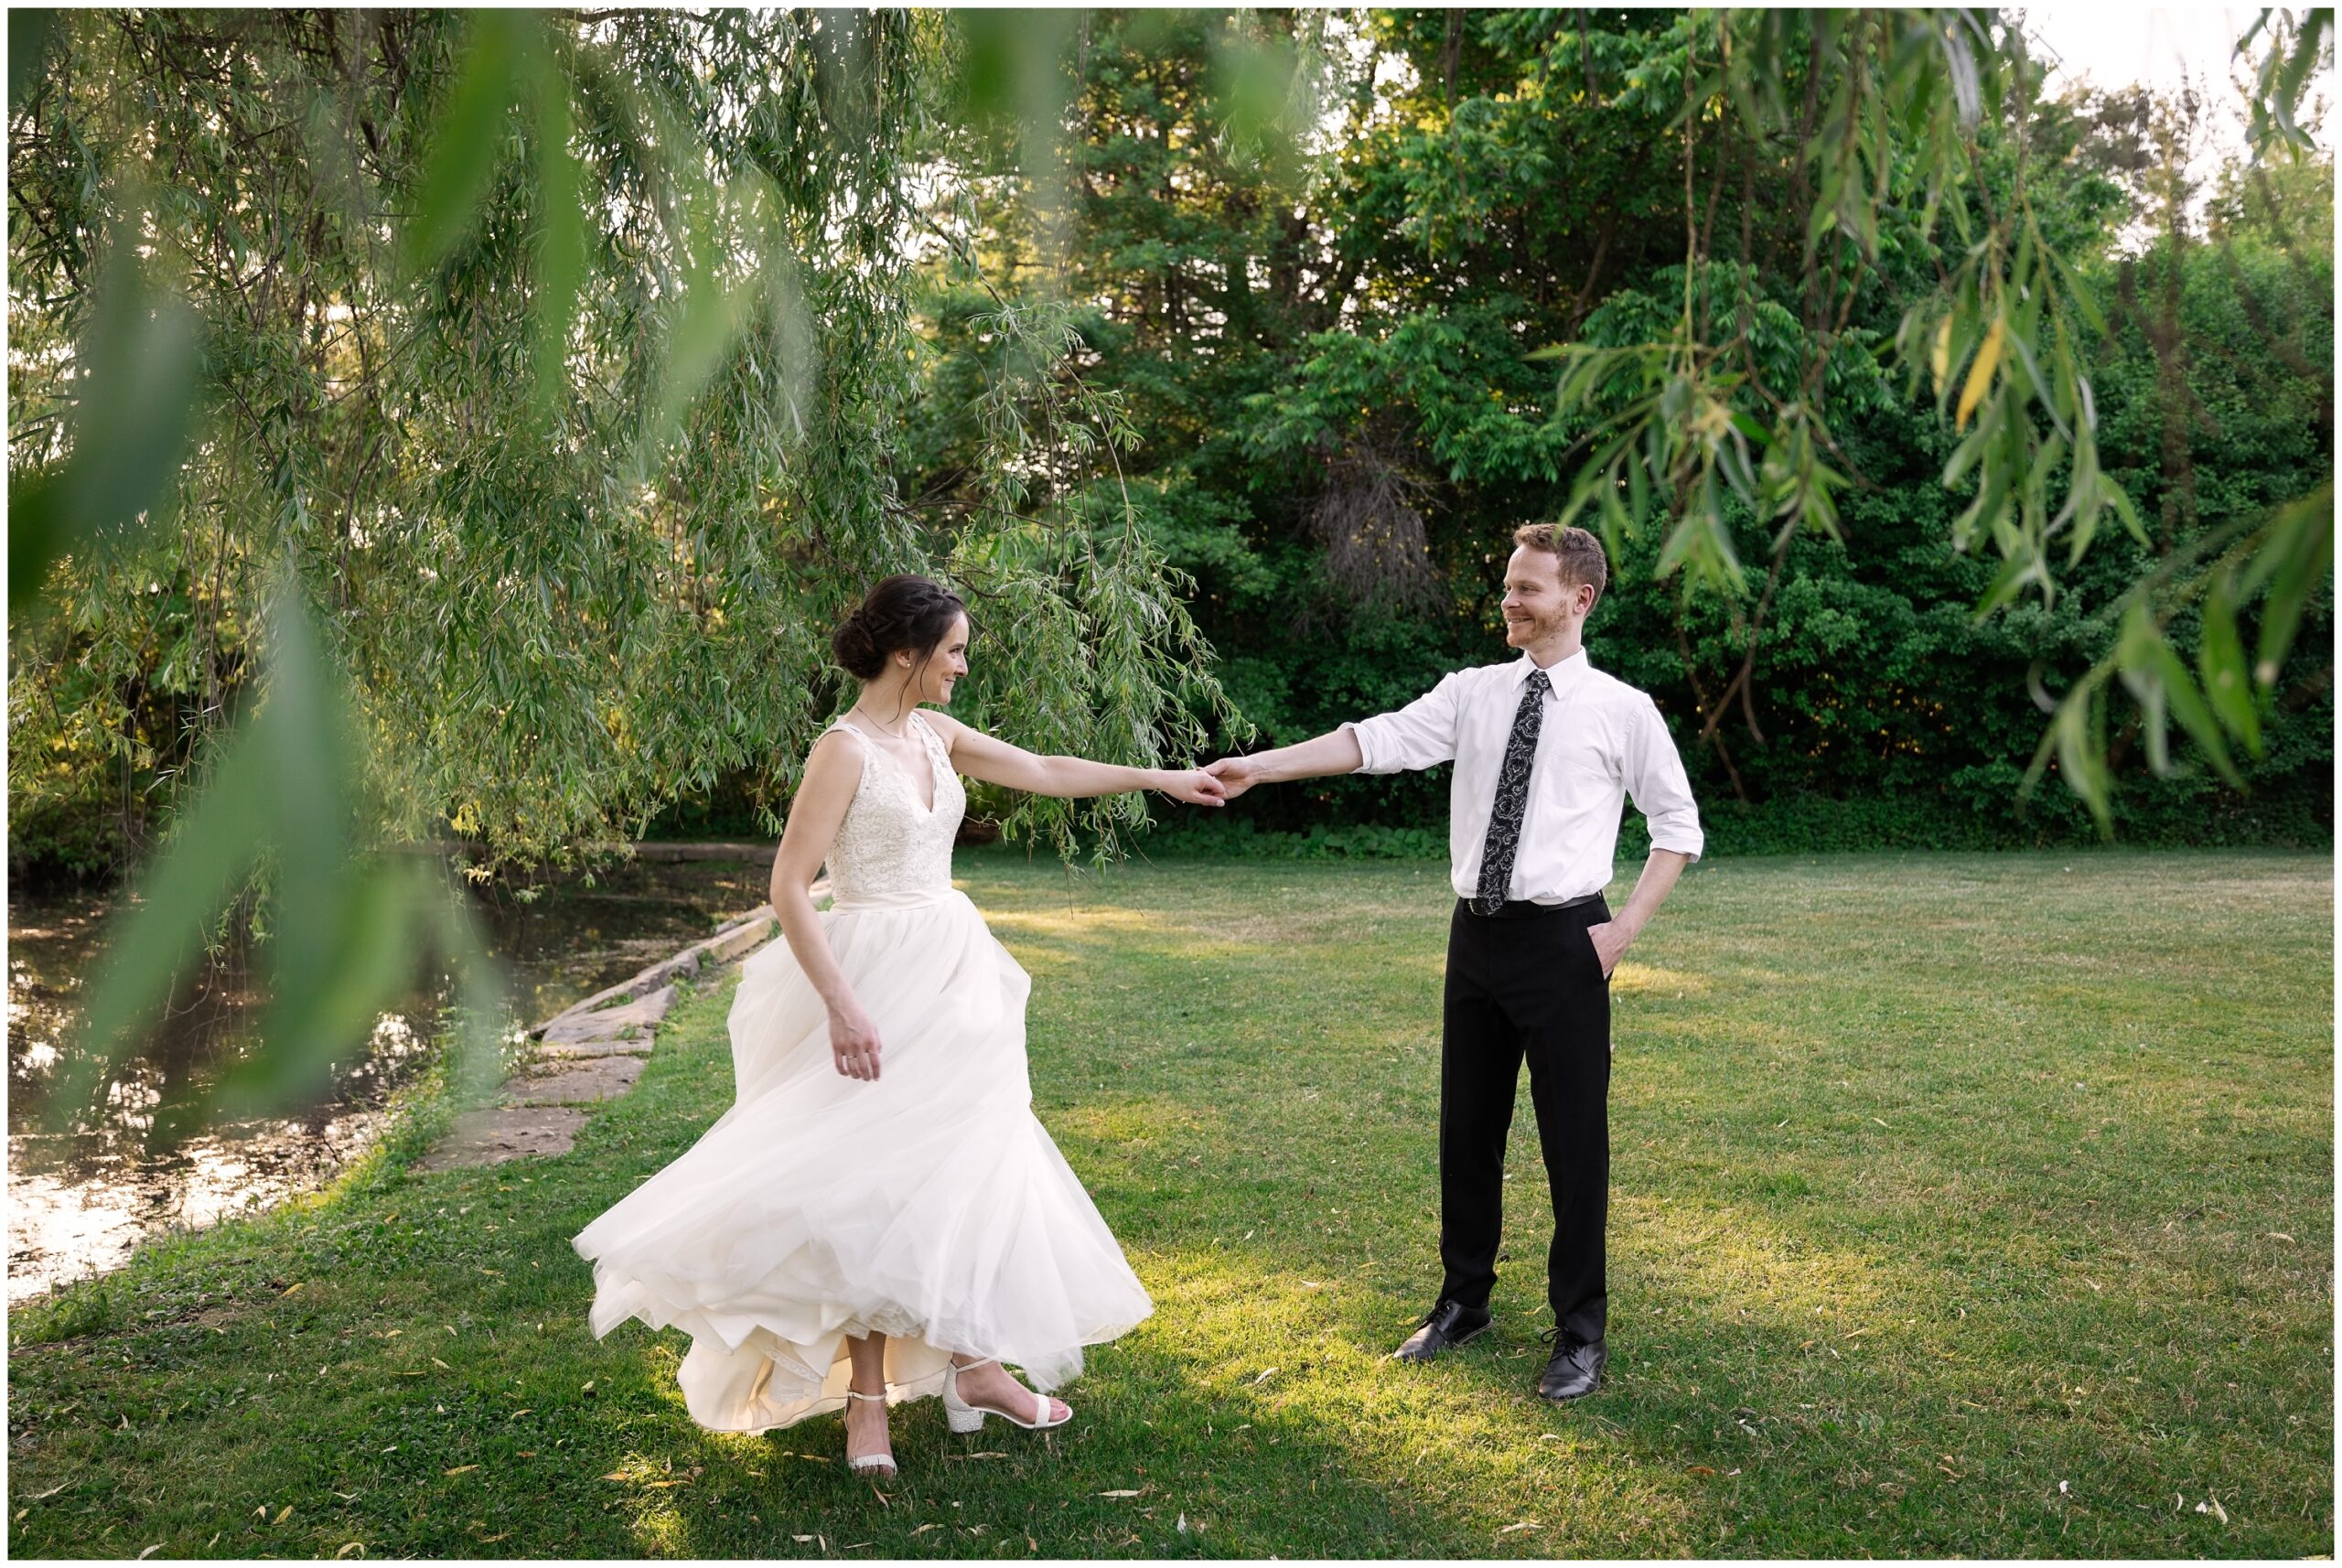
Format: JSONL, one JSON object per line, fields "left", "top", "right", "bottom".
{"left": 7, "top": 854, "right": 772, "bottom": 1303}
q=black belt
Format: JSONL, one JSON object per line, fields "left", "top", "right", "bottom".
{"left": 1460, "top": 891, "right": 1606, "bottom": 919}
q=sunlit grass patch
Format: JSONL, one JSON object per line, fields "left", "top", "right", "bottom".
{"left": 7, "top": 850, "right": 2329, "bottom": 1558}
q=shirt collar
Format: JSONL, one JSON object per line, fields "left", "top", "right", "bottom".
{"left": 1510, "top": 647, "right": 1591, "bottom": 693}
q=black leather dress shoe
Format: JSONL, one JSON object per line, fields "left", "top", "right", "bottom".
{"left": 1391, "top": 1299, "right": 1491, "bottom": 1362}
{"left": 1537, "top": 1333, "right": 1606, "bottom": 1401}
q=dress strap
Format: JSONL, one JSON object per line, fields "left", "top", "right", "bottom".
{"left": 821, "top": 719, "right": 876, "bottom": 770}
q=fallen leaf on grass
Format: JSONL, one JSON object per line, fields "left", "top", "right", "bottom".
{"left": 1686, "top": 1466, "right": 1715, "bottom": 1477}
{"left": 1251, "top": 1368, "right": 1278, "bottom": 1385}
{"left": 335, "top": 1544, "right": 364, "bottom": 1560}
{"left": 2195, "top": 1498, "right": 2229, "bottom": 1524}
{"left": 432, "top": 1358, "right": 451, "bottom": 1370}
{"left": 274, "top": 1506, "right": 295, "bottom": 1525}
{"left": 2266, "top": 1232, "right": 2295, "bottom": 1243}
{"left": 31, "top": 1482, "right": 71, "bottom": 1500}
{"left": 282, "top": 1283, "right": 305, "bottom": 1296}
{"left": 910, "top": 1523, "right": 941, "bottom": 1536}
{"left": 947, "top": 1452, "right": 1008, "bottom": 1461}
{"left": 1097, "top": 1489, "right": 1143, "bottom": 1498}
{"left": 1498, "top": 1520, "right": 1540, "bottom": 1534}
{"left": 137, "top": 1545, "right": 163, "bottom": 1559}
{"left": 509, "top": 1409, "right": 533, "bottom": 1419}
{"left": 444, "top": 1466, "right": 478, "bottom": 1477}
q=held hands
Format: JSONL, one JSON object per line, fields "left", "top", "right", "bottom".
{"left": 1201, "top": 756, "right": 1260, "bottom": 800}
{"left": 1156, "top": 768, "right": 1230, "bottom": 808}
{"left": 829, "top": 1003, "right": 885, "bottom": 1081}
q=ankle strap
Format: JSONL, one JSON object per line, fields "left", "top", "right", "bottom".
{"left": 845, "top": 1389, "right": 887, "bottom": 1402}
{"left": 953, "top": 1356, "right": 998, "bottom": 1371}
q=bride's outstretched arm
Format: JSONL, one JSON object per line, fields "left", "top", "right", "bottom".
{"left": 920, "top": 711, "right": 1227, "bottom": 806}
{"left": 772, "top": 731, "right": 887, "bottom": 1081}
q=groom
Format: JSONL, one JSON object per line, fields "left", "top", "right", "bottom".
{"left": 1206, "top": 523, "right": 1703, "bottom": 1401}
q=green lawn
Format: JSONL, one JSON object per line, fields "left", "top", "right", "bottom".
{"left": 9, "top": 850, "right": 2332, "bottom": 1558}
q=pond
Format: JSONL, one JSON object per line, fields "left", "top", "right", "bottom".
{"left": 6, "top": 854, "right": 773, "bottom": 1305}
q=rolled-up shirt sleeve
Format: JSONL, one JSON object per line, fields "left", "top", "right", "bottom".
{"left": 1626, "top": 694, "right": 1704, "bottom": 859}
{"left": 1343, "top": 671, "right": 1466, "bottom": 775}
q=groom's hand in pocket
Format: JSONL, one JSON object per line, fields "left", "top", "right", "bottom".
{"left": 1585, "top": 920, "right": 1626, "bottom": 979}
{"left": 827, "top": 1004, "right": 885, "bottom": 1081}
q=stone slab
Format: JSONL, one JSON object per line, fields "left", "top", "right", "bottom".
{"left": 704, "top": 916, "right": 776, "bottom": 963}
{"left": 523, "top": 902, "right": 782, "bottom": 1038}
{"left": 414, "top": 1107, "right": 588, "bottom": 1170}
{"left": 540, "top": 1015, "right": 648, "bottom": 1046}
{"left": 534, "top": 1034, "right": 657, "bottom": 1061}
{"left": 541, "top": 984, "right": 674, "bottom": 1045}
{"left": 502, "top": 1055, "right": 646, "bottom": 1106}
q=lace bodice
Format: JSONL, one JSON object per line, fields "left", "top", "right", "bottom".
{"left": 821, "top": 714, "right": 964, "bottom": 903}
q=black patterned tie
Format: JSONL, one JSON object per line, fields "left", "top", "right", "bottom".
{"left": 1471, "top": 669, "right": 1551, "bottom": 915}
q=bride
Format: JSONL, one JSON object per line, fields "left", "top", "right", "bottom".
{"left": 573, "top": 574, "right": 1226, "bottom": 1477}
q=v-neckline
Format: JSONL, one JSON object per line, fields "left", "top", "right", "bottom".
{"left": 846, "top": 714, "right": 940, "bottom": 816}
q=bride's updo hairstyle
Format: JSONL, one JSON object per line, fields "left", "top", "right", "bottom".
{"left": 831, "top": 574, "right": 968, "bottom": 681}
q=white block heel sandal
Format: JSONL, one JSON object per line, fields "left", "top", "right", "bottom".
{"left": 843, "top": 1390, "right": 897, "bottom": 1477}
{"left": 943, "top": 1358, "right": 1073, "bottom": 1434}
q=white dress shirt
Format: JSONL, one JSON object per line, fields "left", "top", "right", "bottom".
{"left": 1343, "top": 649, "right": 1704, "bottom": 904}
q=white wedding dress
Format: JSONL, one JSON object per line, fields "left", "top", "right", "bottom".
{"left": 574, "top": 713, "right": 1153, "bottom": 1432}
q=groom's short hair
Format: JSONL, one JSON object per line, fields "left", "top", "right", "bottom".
{"left": 1513, "top": 523, "right": 1608, "bottom": 610}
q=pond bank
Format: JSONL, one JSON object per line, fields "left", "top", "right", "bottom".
{"left": 6, "top": 853, "right": 776, "bottom": 1304}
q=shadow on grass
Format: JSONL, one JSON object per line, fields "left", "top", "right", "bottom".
{"left": 9, "top": 854, "right": 2329, "bottom": 1558}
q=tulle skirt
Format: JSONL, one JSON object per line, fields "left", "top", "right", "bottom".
{"left": 573, "top": 888, "right": 1153, "bottom": 1434}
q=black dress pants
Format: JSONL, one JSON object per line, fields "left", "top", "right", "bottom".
{"left": 1436, "top": 895, "right": 1611, "bottom": 1344}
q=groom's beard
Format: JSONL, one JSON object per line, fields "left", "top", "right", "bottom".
{"left": 1507, "top": 610, "right": 1567, "bottom": 647}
